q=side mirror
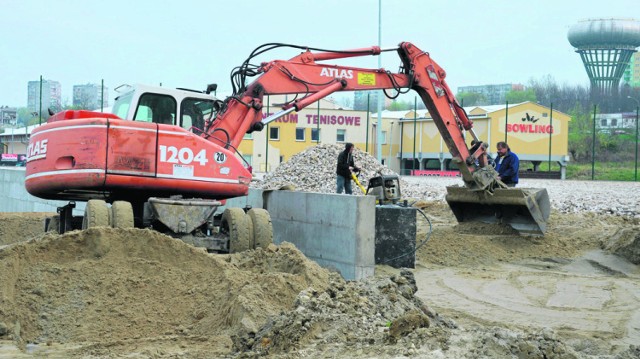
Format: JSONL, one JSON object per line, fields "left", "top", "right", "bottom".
{"left": 206, "top": 83, "right": 218, "bottom": 94}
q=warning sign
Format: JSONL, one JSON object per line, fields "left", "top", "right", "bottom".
{"left": 357, "top": 73, "right": 376, "bottom": 86}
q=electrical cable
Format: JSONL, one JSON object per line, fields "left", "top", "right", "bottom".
{"left": 204, "top": 128, "right": 231, "bottom": 148}
{"left": 211, "top": 42, "right": 415, "bottom": 144}
{"left": 379, "top": 204, "right": 432, "bottom": 265}
{"left": 229, "top": 42, "right": 401, "bottom": 98}
{"left": 383, "top": 69, "right": 415, "bottom": 99}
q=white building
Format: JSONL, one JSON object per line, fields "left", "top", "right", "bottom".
{"left": 596, "top": 112, "right": 638, "bottom": 133}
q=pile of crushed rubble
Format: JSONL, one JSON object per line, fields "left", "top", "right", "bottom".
{"left": 254, "top": 144, "right": 440, "bottom": 200}
{"left": 254, "top": 144, "right": 640, "bottom": 218}
{"left": 232, "top": 269, "right": 593, "bottom": 359}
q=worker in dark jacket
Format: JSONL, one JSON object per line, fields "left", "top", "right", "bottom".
{"left": 495, "top": 141, "right": 519, "bottom": 187}
{"left": 336, "top": 142, "right": 359, "bottom": 194}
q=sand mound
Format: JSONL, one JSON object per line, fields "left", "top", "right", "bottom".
{"left": 415, "top": 203, "right": 638, "bottom": 267}
{"left": 0, "top": 212, "right": 53, "bottom": 246}
{"left": 0, "top": 228, "right": 330, "bottom": 354}
{"left": 603, "top": 226, "right": 640, "bottom": 264}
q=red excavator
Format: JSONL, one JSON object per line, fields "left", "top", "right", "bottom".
{"left": 25, "top": 42, "right": 550, "bottom": 251}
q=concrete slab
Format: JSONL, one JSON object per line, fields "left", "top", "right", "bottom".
{"left": 265, "top": 190, "right": 376, "bottom": 281}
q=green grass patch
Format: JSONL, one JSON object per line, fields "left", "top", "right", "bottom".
{"left": 567, "top": 162, "right": 638, "bottom": 181}
{"left": 521, "top": 160, "right": 639, "bottom": 181}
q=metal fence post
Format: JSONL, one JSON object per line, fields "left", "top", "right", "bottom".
{"left": 412, "top": 96, "right": 417, "bottom": 174}
{"left": 548, "top": 102, "right": 553, "bottom": 171}
{"left": 504, "top": 100, "right": 509, "bottom": 143}
{"left": 591, "top": 104, "right": 597, "bottom": 181}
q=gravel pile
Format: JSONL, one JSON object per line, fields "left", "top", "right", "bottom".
{"left": 254, "top": 144, "right": 438, "bottom": 200}
{"left": 254, "top": 145, "right": 640, "bottom": 218}
{"left": 402, "top": 177, "right": 640, "bottom": 218}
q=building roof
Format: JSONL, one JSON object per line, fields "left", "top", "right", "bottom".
{"left": 373, "top": 103, "right": 527, "bottom": 120}
{"left": 0, "top": 124, "right": 42, "bottom": 137}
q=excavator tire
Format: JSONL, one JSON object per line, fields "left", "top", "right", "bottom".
{"left": 82, "top": 199, "right": 110, "bottom": 229}
{"left": 222, "top": 208, "right": 251, "bottom": 253}
{"left": 111, "top": 201, "right": 134, "bottom": 229}
{"left": 247, "top": 208, "right": 273, "bottom": 249}
{"left": 46, "top": 215, "right": 60, "bottom": 233}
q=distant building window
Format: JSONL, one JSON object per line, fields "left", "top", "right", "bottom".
{"left": 611, "top": 119, "right": 617, "bottom": 127}
{"left": 279, "top": 156, "right": 284, "bottom": 163}
{"left": 269, "top": 127, "right": 279, "bottom": 140}
{"left": 243, "top": 155, "right": 252, "bottom": 166}
{"left": 381, "top": 131, "right": 387, "bottom": 144}
{"left": 296, "top": 128, "right": 305, "bottom": 141}
{"left": 601, "top": 119, "right": 607, "bottom": 127}
{"left": 336, "top": 129, "right": 346, "bottom": 142}
{"left": 311, "top": 128, "right": 320, "bottom": 142}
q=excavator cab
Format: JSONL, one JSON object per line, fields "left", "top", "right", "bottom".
{"left": 112, "top": 84, "right": 218, "bottom": 130}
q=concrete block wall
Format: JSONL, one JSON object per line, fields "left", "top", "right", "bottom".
{"left": 0, "top": 167, "right": 85, "bottom": 214}
{"left": 223, "top": 189, "right": 376, "bottom": 280}
{"left": 264, "top": 190, "right": 376, "bottom": 281}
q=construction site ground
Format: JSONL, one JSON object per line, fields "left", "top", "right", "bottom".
{"left": 1, "top": 176, "right": 639, "bottom": 358}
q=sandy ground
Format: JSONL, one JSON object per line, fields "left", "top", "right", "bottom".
{"left": 1, "top": 178, "right": 640, "bottom": 358}
{"left": 413, "top": 202, "right": 640, "bottom": 356}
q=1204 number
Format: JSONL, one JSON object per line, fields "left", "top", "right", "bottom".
{"left": 159, "top": 145, "right": 208, "bottom": 166}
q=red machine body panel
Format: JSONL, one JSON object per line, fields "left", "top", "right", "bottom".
{"left": 26, "top": 118, "right": 110, "bottom": 198}
{"left": 26, "top": 112, "right": 251, "bottom": 201}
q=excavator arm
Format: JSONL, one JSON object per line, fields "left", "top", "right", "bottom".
{"left": 206, "top": 42, "right": 550, "bottom": 235}
{"left": 207, "top": 42, "right": 491, "bottom": 191}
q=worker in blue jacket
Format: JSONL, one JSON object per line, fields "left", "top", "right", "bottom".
{"left": 495, "top": 141, "right": 519, "bottom": 187}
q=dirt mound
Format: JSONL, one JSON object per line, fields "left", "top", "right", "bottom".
{"left": 603, "top": 226, "right": 640, "bottom": 264}
{"left": 415, "top": 203, "right": 632, "bottom": 267}
{"left": 0, "top": 212, "right": 53, "bottom": 246}
{"left": 0, "top": 228, "right": 330, "bottom": 356}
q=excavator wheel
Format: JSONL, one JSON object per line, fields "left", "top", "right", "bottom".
{"left": 221, "top": 208, "right": 252, "bottom": 253}
{"left": 111, "top": 201, "right": 134, "bottom": 229}
{"left": 46, "top": 215, "right": 60, "bottom": 233}
{"left": 247, "top": 208, "right": 273, "bottom": 249}
{"left": 82, "top": 199, "right": 110, "bottom": 229}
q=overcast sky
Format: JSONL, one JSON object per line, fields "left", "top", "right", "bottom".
{"left": 0, "top": 0, "right": 637, "bottom": 108}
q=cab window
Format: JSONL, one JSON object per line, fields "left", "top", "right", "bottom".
{"left": 112, "top": 92, "right": 133, "bottom": 119}
{"left": 135, "top": 93, "right": 177, "bottom": 124}
{"left": 181, "top": 98, "right": 215, "bottom": 131}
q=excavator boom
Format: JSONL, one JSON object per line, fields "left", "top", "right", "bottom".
{"left": 25, "top": 42, "right": 550, "bottom": 236}
{"left": 204, "top": 42, "right": 550, "bottom": 234}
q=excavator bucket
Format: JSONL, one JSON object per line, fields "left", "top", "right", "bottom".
{"left": 445, "top": 186, "right": 551, "bottom": 236}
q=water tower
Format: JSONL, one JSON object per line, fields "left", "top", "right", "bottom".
{"left": 568, "top": 18, "right": 640, "bottom": 95}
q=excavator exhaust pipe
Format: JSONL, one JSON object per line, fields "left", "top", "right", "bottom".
{"left": 445, "top": 186, "right": 551, "bottom": 236}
